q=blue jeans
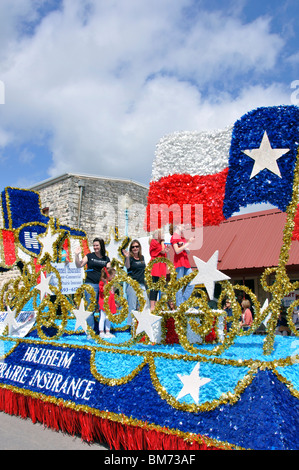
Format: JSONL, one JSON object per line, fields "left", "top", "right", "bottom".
{"left": 126, "top": 283, "right": 148, "bottom": 325}
{"left": 175, "top": 267, "right": 194, "bottom": 306}
{"left": 84, "top": 282, "right": 99, "bottom": 330}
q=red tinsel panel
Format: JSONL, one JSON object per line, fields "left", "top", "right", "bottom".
{"left": 1, "top": 230, "right": 16, "bottom": 266}
{"left": 145, "top": 170, "right": 228, "bottom": 232}
{"left": 0, "top": 388, "right": 223, "bottom": 450}
{"left": 292, "top": 204, "right": 299, "bottom": 241}
{"left": 165, "top": 317, "right": 180, "bottom": 344}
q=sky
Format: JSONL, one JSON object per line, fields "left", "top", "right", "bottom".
{"left": 0, "top": 0, "right": 298, "bottom": 191}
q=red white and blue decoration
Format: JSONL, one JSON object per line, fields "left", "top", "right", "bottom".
{"left": 223, "top": 105, "right": 299, "bottom": 220}
{"left": 146, "top": 105, "right": 299, "bottom": 236}
{"left": 0, "top": 106, "right": 299, "bottom": 451}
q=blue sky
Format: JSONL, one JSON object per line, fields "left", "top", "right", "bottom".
{"left": 0, "top": 0, "right": 298, "bottom": 191}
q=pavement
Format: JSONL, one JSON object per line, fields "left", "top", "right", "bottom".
{"left": 0, "top": 411, "right": 109, "bottom": 450}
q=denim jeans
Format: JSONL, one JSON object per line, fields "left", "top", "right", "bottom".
{"left": 175, "top": 267, "right": 194, "bottom": 306}
{"left": 126, "top": 283, "right": 149, "bottom": 325}
{"left": 84, "top": 282, "right": 99, "bottom": 330}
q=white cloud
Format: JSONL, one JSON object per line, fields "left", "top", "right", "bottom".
{"left": 163, "top": 14, "right": 284, "bottom": 84}
{"left": 0, "top": 0, "right": 293, "bottom": 187}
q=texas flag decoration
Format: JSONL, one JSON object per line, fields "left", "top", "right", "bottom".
{"left": 146, "top": 105, "right": 299, "bottom": 233}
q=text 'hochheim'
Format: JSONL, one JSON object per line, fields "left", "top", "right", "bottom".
{"left": 0, "top": 346, "right": 95, "bottom": 401}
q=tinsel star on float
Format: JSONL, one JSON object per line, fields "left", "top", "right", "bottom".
{"left": 37, "top": 218, "right": 65, "bottom": 263}
{"left": 243, "top": 131, "right": 290, "bottom": 179}
{"left": 35, "top": 271, "right": 53, "bottom": 301}
{"left": 3, "top": 306, "right": 18, "bottom": 335}
{"left": 132, "top": 308, "right": 162, "bottom": 343}
{"left": 73, "top": 299, "right": 93, "bottom": 333}
{"left": 177, "top": 362, "right": 211, "bottom": 405}
{"left": 190, "top": 251, "right": 230, "bottom": 299}
{"left": 105, "top": 230, "right": 130, "bottom": 266}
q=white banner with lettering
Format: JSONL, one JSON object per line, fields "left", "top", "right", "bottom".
{"left": 50, "top": 262, "right": 83, "bottom": 295}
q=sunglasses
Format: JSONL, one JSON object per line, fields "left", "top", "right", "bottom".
{"left": 131, "top": 245, "right": 140, "bottom": 249}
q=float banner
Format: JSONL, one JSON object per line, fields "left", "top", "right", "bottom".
{"left": 50, "top": 262, "right": 83, "bottom": 295}
{"left": 0, "top": 343, "right": 96, "bottom": 404}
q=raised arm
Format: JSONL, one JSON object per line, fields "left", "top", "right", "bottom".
{"left": 172, "top": 237, "right": 195, "bottom": 255}
{"left": 122, "top": 249, "right": 130, "bottom": 269}
{"left": 75, "top": 245, "right": 88, "bottom": 268}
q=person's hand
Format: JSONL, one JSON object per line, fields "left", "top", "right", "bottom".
{"left": 122, "top": 249, "right": 129, "bottom": 257}
{"left": 75, "top": 245, "right": 81, "bottom": 255}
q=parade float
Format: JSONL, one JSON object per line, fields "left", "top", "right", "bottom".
{"left": 0, "top": 105, "right": 298, "bottom": 450}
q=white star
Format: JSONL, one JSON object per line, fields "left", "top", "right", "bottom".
{"left": 177, "top": 363, "right": 211, "bottom": 404}
{"left": 190, "top": 251, "right": 230, "bottom": 299}
{"left": 132, "top": 308, "right": 162, "bottom": 342}
{"left": 38, "top": 221, "right": 63, "bottom": 262}
{"left": 35, "top": 272, "right": 53, "bottom": 301}
{"left": 243, "top": 131, "right": 290, "bottom": 179}
{"left": 73, "top": 299, "right": 93, "bottom": 333}
{"left": 4, "top": 307, "right": 18, "bottom": 335}
{"left": 10, "top": 311, "right": 37, "bottom": 337}
{"left": 106, "top": 231, "right": 129, "bottom": 265}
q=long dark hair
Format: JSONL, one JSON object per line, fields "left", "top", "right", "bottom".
{"left": 93, "top": 237, "right": 106, "bottom": 256}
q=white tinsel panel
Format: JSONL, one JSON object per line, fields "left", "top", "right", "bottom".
{"left": 151, "top": 126, "right": 233, "bottom": 182}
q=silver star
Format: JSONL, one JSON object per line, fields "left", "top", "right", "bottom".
{"left": 35, "top": 271, "right": 53, "bottom": 301}
{"left": 132, "top": 308, "right": 162, "bottom": 342}
{"left": 4, "top": 306, "right": 18, "bottom": 335}
{"left": 10, "top": 311, "right": 37, "bottom": 337}
{"left": 38, "top": 221, "right": 63, "bottom": 262}
{"left": 73, "top": 299, "right": 93, "bottom": 333}
{"left": 106, "top": 232, "right": 129, "bottom": 265}
{"left": 243, "top": 131, "right": 290, "bottom": 179}
{"left": 190, "top": 251, "right": 230, "bottom": 299}
{"left": 177, "top": 362, "right": 211, "bottom": 404}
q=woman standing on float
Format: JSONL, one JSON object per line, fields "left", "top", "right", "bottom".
{"left": 149, "top": 229, "right": 167, "bottom": 311}
{"left": 170, "top": 224, "right": 194, "bottom": 306}
{"left": 75, "top": 238, "right": 111, "bottom": 329}
{"left": 122, "top": 239, "right": 148, "bottom": 325}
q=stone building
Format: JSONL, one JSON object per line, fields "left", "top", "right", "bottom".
{"left": 30, "top": 173, "right": 149, "bottom": 243}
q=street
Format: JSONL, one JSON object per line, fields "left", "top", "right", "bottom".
{"left": 0, "top": 411, "right": 109, "bottom": 450}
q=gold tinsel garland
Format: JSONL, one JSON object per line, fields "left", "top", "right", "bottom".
{"left": 1, "top": 333, "right": 298, "bottom": 418}
{"left": 0, "top": 154, "right": 299, "bottom": 450}
{"left": 3, "top": 178, "right": 299, "bottom": 353}
{"left": 0, "top": 380, "right": 240, "bottom": 449}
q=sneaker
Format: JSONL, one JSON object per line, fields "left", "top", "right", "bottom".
{"left": 105, "top": 332, "right": 115, "bottom": 338}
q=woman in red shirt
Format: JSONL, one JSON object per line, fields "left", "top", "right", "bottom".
{"left": 98, "top": 267, "right": 117, "bottom": 338}
{"left": 240, "top": 299, "right": 253, "bottom": 331}
{"left": 170, "top": 224, "right": 195, "bottom": 306}
{"left": 149, "top": 230, "right": 167, "bottom": 311}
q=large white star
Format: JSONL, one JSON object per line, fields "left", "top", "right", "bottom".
{"left": 3, "top": 306, "right": 18, "bottom": 335}
{"left": 132, "top": 308, "right": 162, "bottom": 342}
{"left": 38, "top": 221, "right": 63, "bottom": 262}
{"left": 106, "top": 231, "right": 129, "bottom": 265}
{"left": 35, "top": 271, "right": 53, "bottom": 301}
{"left": 10, "top": 311, "right": 37, "bottom": 338}
{"left": 177, "top": 363, "right": 211, "bottom": 404}
{"left": 190, "top": 251, "right": 230, "bottom": 299}
{"left": 73, "top": 299, "right": 93, "bottom": 333}
{"left": 243, "top": 131, "right": 290, "bottom": 179}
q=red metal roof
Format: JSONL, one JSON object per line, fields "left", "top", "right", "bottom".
{"left": 189, "top": 209, "right": 299, "bottom": 273}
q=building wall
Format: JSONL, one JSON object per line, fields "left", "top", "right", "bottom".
{"left": 30, "top": 173, "right": 149, "bottom": 243}
{"left": 0, "top": 174, "right": 149, "bottom": 290}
